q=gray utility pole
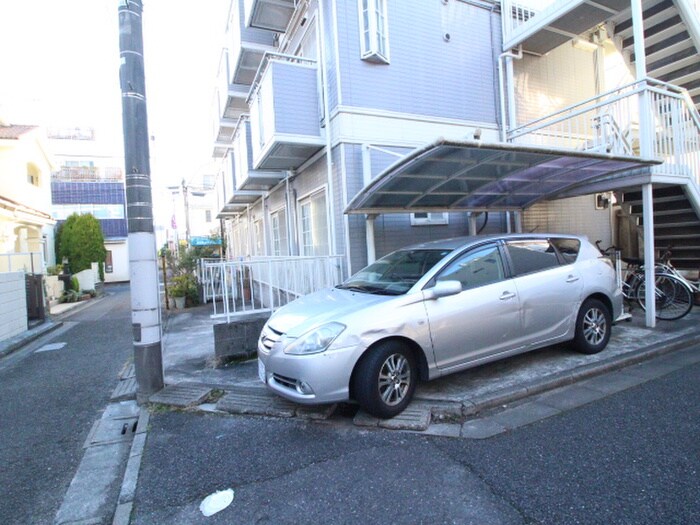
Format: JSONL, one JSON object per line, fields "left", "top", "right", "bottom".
{"left": 118, "top": 0, "right": 164, "bottom": 401}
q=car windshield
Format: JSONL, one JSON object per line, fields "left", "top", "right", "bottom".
{"left": 337, "top": 249, "right": 451, "bottom": 295}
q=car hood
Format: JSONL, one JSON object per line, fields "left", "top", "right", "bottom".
{"left": 267, "top": 287, "right": 395, "bottom": 337}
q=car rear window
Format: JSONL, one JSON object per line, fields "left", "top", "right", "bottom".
{"left": 551, "top": 238, "right": 580, "bottom": 264}
{"left": 505, "top": 240, "right": 560, "bottom": 276}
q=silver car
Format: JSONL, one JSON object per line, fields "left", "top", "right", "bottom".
{"left": 257, "top": 234, "right": 622, "bottom": 418}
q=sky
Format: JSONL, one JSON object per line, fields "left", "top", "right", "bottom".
{"left": 0, "top": 0, "right": 229, "bottom": 197}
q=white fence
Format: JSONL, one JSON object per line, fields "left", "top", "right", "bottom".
{"left": 508, "top": 78, "right": 700, "bottom": 184}
{"left": 200, "top": 255, "right": 346, "bottom": 322}
{"left": 0, "top": 252, "right": 44, "bottom": 274}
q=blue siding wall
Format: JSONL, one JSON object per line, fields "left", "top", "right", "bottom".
{"left": 273, "top": 62, "right": 321, "bottom": 136}
{"left": 333, "top": 0, "right": 500, "bottom": 123}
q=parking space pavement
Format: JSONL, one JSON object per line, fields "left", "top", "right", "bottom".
{"left": 149, "top": 303, "right": 700, "bottom": 436}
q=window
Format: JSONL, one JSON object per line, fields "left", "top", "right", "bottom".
{"left": 27, "top": 163, "right": 40, "bottom": 186}
{"left": 551, "top": 238, "right": 580, "bottom": 264}
{"left": 299, "top": 191, "right": 329, "bottom": 256}
{"left": 359, "top": 0, "right": 389, "bottom": 64}
{"left": 437, "top": 244, "right": 505, "bottom": 290}
{"left": 205, "top": 210, "right": 212, "bottom": 223}
{"left": 254, "top": 220, "right": 264, "bottom": 256}
{"left": 270, "top": 209, "right": 288, "bottom": 256}
{"left": 411, "top": 212, "right": 449, "bottom": 226}
{"left": 506, "top": 240, "right": 560, "bottom": 276}
{"left": 105, "top": 250, "right": 113, "bottom": 273}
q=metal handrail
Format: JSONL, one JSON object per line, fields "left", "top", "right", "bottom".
{"left": 200, "top": 255, "right": 345, "bottom": 322}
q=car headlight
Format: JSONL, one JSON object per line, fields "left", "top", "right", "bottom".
{"left": 283, "top": 322, "right": 346, "bottom": 355}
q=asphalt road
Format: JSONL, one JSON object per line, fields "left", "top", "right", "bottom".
{"left": 0, "top": 285, "right": 132, "bottom": 525}
{"left": 132, "top": 356, "right": 700, "bottom": 525}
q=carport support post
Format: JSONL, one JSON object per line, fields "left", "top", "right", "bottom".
{"left": 118, "top": 0, "right": 165, "bottom": 400}
{"left": 365, "top": 214, "right": 377, "bottom": 264}
{"left": 632, "top": 0, "right": 656, "bottom": 327}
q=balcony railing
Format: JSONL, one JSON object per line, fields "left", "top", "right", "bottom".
{"left": 0, "top": 252, "right": 44, "bottom": 274}
{"left": 228, "top": 0, "right": 276, "bottom": 85}
{"left": 231, "top": 115, "right": 285, "bottom": 190}
{"left": 52, "top": 166, "right": 124, "bottom": 182}
{"left": 200, "top": 255, "right": 345, "bottom": 322}
{"left": 248, "top": 52, "right": 325, "bottom": 170}
{"left": 508, "top": 78, "right": 700, "bottom": 184}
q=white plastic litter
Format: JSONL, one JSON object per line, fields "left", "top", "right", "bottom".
{"left": 199, "top": 488, "right": 234, "bottom": 517}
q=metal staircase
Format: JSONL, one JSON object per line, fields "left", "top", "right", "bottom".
{"left": 610, "top": 0, "right": 700, "bottom": 112}
{"left": 502, "top": 0, "right": 700, "bottom": 270}
{"left": 620, "top": 185, "right": 700, "bottom": 269}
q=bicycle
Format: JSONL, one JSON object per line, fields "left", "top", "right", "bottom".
{"left": 653, "top": 247, "right": 700, "bottom": 297}
{"left": 596, "top": 242, "right": 693, "bottom": 321}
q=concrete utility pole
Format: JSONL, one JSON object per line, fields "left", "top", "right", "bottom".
{"left": 118, "top": 0, "right": 164, "bottom": 401}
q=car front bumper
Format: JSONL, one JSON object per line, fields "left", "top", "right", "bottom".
{"left": 257, "top": 341, "right": 363, "bottom": 405}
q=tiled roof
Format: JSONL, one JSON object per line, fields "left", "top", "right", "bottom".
{"left": 0, "top": 124, "right": 37, "bottom": 139}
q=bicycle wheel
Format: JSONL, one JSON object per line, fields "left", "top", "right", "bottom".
{"left": 636, "top": 274, "right": 693, "bottom": 320}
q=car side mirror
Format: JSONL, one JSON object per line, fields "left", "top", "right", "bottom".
{"left": 425, "top": 280, "right": 462, "bottom": 300}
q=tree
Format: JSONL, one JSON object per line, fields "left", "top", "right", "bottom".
{"left": 57, "top": 213, "right": 107, "bottom": 278}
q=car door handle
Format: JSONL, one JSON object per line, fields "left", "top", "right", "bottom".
{"left": 566, "top": 275, "right": 580, "bottom": 283}
{"left": 500, "top": 291, "right": 516, "bottom": 300}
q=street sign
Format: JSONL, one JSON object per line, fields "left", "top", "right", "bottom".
{"left": 190, "top": 236, "right": 222, "bottom": 246}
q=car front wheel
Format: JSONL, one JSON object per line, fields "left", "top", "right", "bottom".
{"left": 352, "top": 341, "right": 417, "bottom": 419}
{"left": 572, "top": 298, "right": 611, "bottom": 354}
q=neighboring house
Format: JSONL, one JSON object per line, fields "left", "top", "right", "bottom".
{"left": 0, "top": 121, "right": 56, "bottom": 341}
{"left": 48, "top": 126, "right": 130, "bottom": 282}
{"left": 210, "top": 0, "right": 700, "bottom": 322}
{"left": 0, "top": 122, "right": 56, "bottom": 268}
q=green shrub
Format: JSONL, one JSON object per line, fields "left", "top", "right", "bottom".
{"left": 71, "top": 276, "right": 80, "bottom": 292}
{"left": 168, "top": 274, "right": 199, "bottom": 306}
{"left": 46, "top": 264, "right": 63, "bottom": 276}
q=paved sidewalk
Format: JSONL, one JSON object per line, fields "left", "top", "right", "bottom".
{"left": 153, "top": 302, "right": 700, "bottom": 433}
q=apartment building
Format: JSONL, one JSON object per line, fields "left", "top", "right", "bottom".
{"left": 211, "top": 0, "right": 700, "bottom": 320}
{"left": 48, "top": 126, "right": 130, "bottom": 282}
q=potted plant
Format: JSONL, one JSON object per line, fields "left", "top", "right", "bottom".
{"left": 168, "top": 274, "right": 197, "bottom": 309}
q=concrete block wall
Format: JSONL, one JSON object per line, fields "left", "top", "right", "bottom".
{"left": 0, "top": 272, "right": 28, "bottom": 342}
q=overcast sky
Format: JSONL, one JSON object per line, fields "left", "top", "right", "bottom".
{"left": 0, "top": 0, "right": 229, "bottom": 190}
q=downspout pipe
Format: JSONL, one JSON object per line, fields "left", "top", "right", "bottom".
{"left": 497, "top": 46, "right": 523, "bottom": 143}
{"left": 318, "top": 0, "right": 337, "bottom": 256}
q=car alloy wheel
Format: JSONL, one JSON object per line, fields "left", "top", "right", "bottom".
{"left": 378, "top": 353, "right": 411, "bottom": 406}
{"left": 573, "top": 298, "right": 611, "bottom": 355}
{"left": 352, "top": 341, "right": 417, "bottom": 419}
{"left": 582, "top": 307, "right": 607, "bottom": 346}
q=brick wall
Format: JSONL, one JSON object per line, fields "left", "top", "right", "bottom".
{"left": 0, "top": 272, "right": 28, "bottom": 341}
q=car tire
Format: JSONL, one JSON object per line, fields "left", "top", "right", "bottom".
{"left": 572, "top": 298, "right": 611, "bottom": 354}
{"left": 352, "top": 341, "right": 417, "bottom": 419}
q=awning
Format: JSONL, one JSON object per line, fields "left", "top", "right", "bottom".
{"left": 345, "top": 139, "right": 661, "bottom": 215}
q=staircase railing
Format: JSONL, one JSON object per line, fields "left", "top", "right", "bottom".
{"left": 508, "top": 78, "right": 700, "bottom": 186}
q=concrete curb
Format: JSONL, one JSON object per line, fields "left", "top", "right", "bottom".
{"left": 0, "top": 320, "right": 63, "bottom": 359}
{"left": 445, "top": 331, "right": 700, "bottom": 418}
{"left": 113, "top": 408, "right": 150, "bottom": 525}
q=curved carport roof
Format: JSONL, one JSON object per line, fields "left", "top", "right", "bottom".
{"left": 345, "top": 139, "right": 661, "bottom": 215}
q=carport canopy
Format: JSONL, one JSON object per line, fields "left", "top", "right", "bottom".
{"left": 345, "top": 139, "right": 661, "bottom": 215}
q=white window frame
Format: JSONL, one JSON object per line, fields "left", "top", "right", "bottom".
{"left": 410, "top": 212, "right": 449, "bottom": 226}
{"left": 270, "top": 207, "right": 288, "bottom": 257}
{"left": 358, "top": 0, "right": 389, "bottom": 64}
{"left": 298, "top": 189, "right": 329, "bottom": 257}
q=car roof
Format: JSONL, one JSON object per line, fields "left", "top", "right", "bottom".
{"left": 402, "top": 233, "right": 584, "bottom": 251}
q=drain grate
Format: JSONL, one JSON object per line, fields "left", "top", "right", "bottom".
{"left": 84, "top": 416, "right": 139, "bottom": 448}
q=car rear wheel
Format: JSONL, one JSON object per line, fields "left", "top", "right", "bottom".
{"left": 352, "top": 341, "right": 417, "bottom": 419}
{"left": 572, "top": 298, "right": 611, "bottom": 354}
